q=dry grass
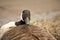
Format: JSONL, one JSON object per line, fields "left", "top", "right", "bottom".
{"left": 0, "top": 7, "right": 60, "bottom": 40}
{"left": 31, "top": 15, "right": 60, "bottom": 40}
{"left": 1, "top": 25, "right": 56, "bottom": 40}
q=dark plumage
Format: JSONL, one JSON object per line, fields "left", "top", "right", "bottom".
{"left": 15, "top": 10, "right": 30, "bottom": 26}
{"left": 22, "top": 10, "right": 30, "bottom": 21}
{"left": 15, "top": 20, "right": 25, "bottom": 26}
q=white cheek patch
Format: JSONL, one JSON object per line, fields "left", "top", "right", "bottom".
{"left": 25, "top": 17, "right": 30, "bottom": 24}
{"left": 0, "top": 22, "right": 16, "bottom": 39}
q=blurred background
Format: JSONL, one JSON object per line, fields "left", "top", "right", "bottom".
{"left": 0, "top": 0, "right": 60, "bottom": 25}
{"left": 0, "top": 0, "right": 60, "bottom": 40}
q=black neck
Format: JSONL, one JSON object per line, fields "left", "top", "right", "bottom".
{"left": 15, "top": 20, "right": 25, "bottom": 26}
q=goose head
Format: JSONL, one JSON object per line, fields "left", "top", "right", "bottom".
{"left": 22, "top": 10, "right": 30, "bottom": 24}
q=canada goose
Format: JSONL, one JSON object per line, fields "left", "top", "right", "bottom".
{"left": 0, "top": 10, "right": 31, "bottom": 39}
